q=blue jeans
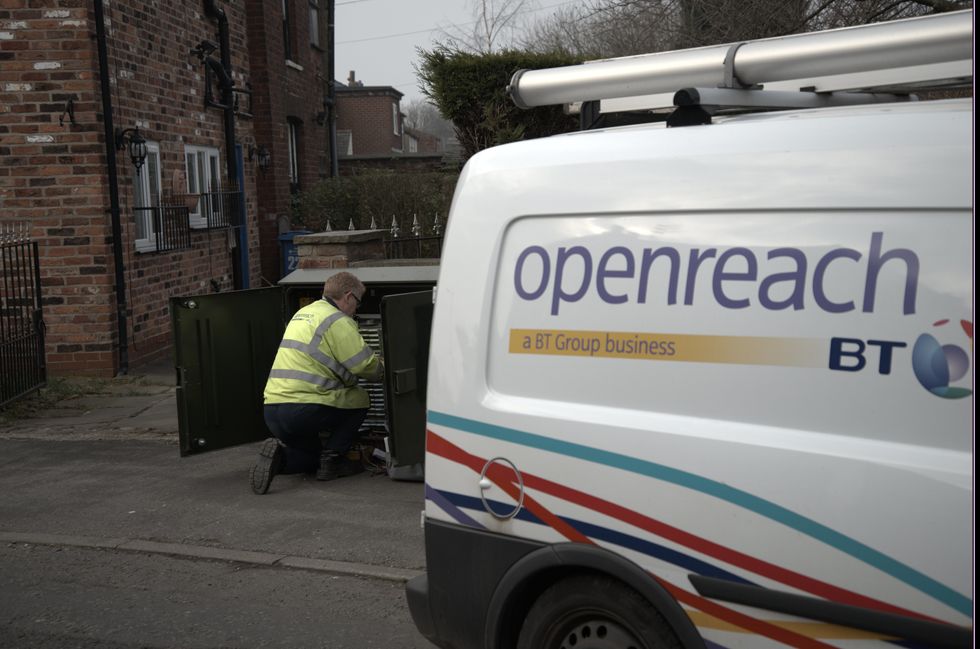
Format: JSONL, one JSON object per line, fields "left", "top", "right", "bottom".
{"left": 263, "top": 403, "right": 367, "bottom": 474}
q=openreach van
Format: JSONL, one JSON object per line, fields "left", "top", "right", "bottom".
{"left": 406, "top": 10, "right": 973, "bottom": 649}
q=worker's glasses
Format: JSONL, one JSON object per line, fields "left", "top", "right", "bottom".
{"left": 348, "top": 291, "right": 363, "bottom": 308}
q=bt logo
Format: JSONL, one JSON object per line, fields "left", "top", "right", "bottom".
{"left": 828, "top": 318, "right": 972, "bottom": 399}
{"left": 912, "top": 319, "right": 973, "bottom": 399}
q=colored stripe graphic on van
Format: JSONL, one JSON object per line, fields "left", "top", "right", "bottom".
{"left": 434, "top": 489, "right": 753, "bottom": 586}
{"left": 426, "top": 430, "right": 942, "bottom": 625}
{"left": 427, "top": 430, "right": 845, "bottom": 648}
{"left": 429, "top": 489, "right": 901, "bottom": 644}
{"left": 427, "top": 411, "right": 970, "bottom": 619}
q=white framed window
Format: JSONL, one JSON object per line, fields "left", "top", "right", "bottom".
{"left": 185, "top": 144, "right": 221, "bottom": 229}
{"left": 134, "top": 141, "right": 162, "bottom": 253}
{"left": 392, "top": 102, "right": 400, "bottom": 135}
{"left": 309, "top": 0, "right": 320, "bottom": 47}
{"left": 287, "top": 119, "right": 300, "bottom": 192}
{"left": 407, "top": 134, "right": 418, "bottom": 153}
{"left": 337, "top": 129, "right": 353, "bottom": 156}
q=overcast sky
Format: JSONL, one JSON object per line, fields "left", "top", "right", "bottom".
{"left": 334, "top": 0, "right": 584, "bottom": 107}
{"left": 335, "top": 0, "right": 473, "bottom": 105}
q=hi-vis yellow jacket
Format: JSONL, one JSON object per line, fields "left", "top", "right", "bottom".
{"left": 263, "top": 298, "right": 382, "bottom": 408}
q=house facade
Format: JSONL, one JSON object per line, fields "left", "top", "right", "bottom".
{"left": 335, "top": 72, "right": 405, "bottom": 157}
{"left": 246, "top": 0, "right": 330, "bottom": 283}
{"left": 333, "top": 72, "right": 449, "bottom": 176}
{"left": 0, "top": 0, "right": 329, "bottom": 377}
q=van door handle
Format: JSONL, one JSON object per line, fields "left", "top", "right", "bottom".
{"left": 393, "top": 368, "right": 417, "bottom": 394}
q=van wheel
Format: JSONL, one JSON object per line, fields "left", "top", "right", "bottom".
{"left": 516, "top": 574, "right": 681, "bottom": 649}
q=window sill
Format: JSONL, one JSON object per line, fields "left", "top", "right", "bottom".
{"left": 285, "top": 59, "right": 304, "bottom": 71}
{"left": 135, "top": 241, "right": 157, "bottom": 254}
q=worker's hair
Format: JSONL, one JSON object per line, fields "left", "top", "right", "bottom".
{"left": 322, "top": 271, "right": 364, "bottom": 300}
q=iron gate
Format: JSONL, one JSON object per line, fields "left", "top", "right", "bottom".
{"left": 1, "top": 224, "right": 46, "bottom": 408}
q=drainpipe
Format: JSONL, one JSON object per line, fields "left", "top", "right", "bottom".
{"left": 203, "top": 0, "right": 243, "bottom": 289}
{"left": 327, "top": 0, "right": 338, "bottom": 177}
{"left": 94, "top": 0, "right": 129, "bottom": 376}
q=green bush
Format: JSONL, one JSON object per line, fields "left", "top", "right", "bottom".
{"left": 291, "top": 171, "right": 459, "bottom": 235}
{"left": 418, "top": 46, "right": 582, "bottom": 160}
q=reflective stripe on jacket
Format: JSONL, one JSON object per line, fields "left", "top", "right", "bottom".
{"left": 263, "top": 298, "right": 381, "bottom": 408}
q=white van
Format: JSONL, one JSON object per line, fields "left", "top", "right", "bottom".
{"left": 407, "top": 10, "right": 973, "bottom": 649}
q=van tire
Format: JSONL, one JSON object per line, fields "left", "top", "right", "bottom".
{"left": 516, "top": 574, "right": 683, "bottom": 649}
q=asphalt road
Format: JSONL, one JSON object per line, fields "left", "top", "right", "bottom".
{"left": 0, "top": 542, "right": 432, "bottom": 648}
{"left": 0, "top": 436, "right": 433, "bottom": 648}
{"left": 0, "top": 438, "right": 426, "bottom": 570}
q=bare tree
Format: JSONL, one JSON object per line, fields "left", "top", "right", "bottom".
{"left": 441, "top": 0, "right": 532, "bottom": 53}
{"left": 522, "top": 0, "right": 971, "bottom": 58}
{"left": 403, "top": 98, "right": 456, "bottom": 142}
{"left": 676, "top": 0, "right": 807, "bottom": 47}
{"left": 800, "top": 0, "right": 970, "bottom": 31}
{"left": 523, "top": 1, "right": 678, "bottom": 58}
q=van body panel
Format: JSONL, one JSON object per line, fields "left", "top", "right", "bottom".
{"left": 420, "top": 100, "right": 973, "bottom": 647}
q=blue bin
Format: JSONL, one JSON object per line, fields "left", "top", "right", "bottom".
{"left": 278, "top": 230, "right": 312, "bottom": 279}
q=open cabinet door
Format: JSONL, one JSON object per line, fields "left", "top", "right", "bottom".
{"left": 171, "top": 288, "right": 286, "bottom": 456}
{"left": 380, "top": 290, "right": 433, "bottom": 472}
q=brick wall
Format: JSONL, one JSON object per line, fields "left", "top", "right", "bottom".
{"left": 1, "top": 2, "right": 115, "bottom": 375}
{"left": 294, "top": 230, "right": 385, "bottom": 270}
{"left": 246, "top": 0, "right": 329, "bottom": 283}
{"left": 336, "top": 89, "right": 403, "bottom": 156}
{"left": 1, "top": 0, "right": 264, "bottom": 377}
{"left": 404, "top": 127, "right": 442, "bottom": 154}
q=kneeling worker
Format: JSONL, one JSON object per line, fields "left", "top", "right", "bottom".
{"left": 251, "top": 271, "right": 383, "bottom": 494}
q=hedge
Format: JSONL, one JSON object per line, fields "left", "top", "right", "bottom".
{"left": 417, "top": 46, "right": 582, "bottom": 160}
{"left": 291, "top": 170, "right": 458, "bottom": 235}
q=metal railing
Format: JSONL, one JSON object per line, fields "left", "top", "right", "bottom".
{"left": 200, "top": 188, "right": 243, "bottom": 229}
{"left": 133, "top": 203, "right": 192, "bottom": 253}
{"left": 167, "top": 188, "right": 243, "bottom": 231}
{"left": 384, "top": 234, "right": 444, "bottom": 260}
{"left": 1, "top": 223, "right": 46, "bottom": 408}
{"left": 381, "top": 214, "right": 444, "bottom": 260}
{"left": 328, "top": 214, "right": 445, "bottom": 260}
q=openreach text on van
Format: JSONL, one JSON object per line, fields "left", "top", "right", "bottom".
{"left": 514, "top": 231, "right": 919, "bottom": 316}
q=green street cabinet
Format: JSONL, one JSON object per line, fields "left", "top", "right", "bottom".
{"left": 170, "top": 264, "right": 438, "bottom": 479}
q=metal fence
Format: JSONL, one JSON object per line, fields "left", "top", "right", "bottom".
{"left": 165, "top": 188, "right": 242, "bottom": 231}
{"left": 1, "top": 224, "right": 46, "bottom": 408}
{"left": 384, "top": 234, "right": 444, "bottom": 260}
{"left": 200, "top": 188, "right": 242, "bottom": 229}
{"left": 329, "top": 215, "right": 445, "bottom": 260}
{"left": 381, "top": 214, "right": 444, "bottom": 260}
{"left": 134, "top": 203, "right": 192, "bottom": 253}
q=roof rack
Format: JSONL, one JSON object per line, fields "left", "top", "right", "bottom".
{"left": 508, "top": 10, "right": 972, "bottom": 125}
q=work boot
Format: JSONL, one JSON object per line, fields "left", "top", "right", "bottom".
{"left": 316, "top": 450, "right": 364, "bottom": 481}
{"left": 250, "top": 438, "right": 284, "bottom": 495}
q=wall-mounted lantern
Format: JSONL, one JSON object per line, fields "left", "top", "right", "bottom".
{"left": 248, "top": 144, "right": 271, "bottom": 172}
{"left": 256, "top": 146, "right": 271, "bottom": 172}
{"left": 115, "top": 127, "right": 147, "bottom": 172}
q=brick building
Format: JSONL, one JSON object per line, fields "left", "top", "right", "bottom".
{"left": 0, "top": 0, "right": 282, "bottom": 377}
{"left": 335, "top": 71, "right": 405, "bottom": 157}
{"left": 246, "top": 0, "right": 330, "bottom": 283}
{"left": 403, "top": 126, "right": 442, "bottom": 154}
{"left": 1, "top": 1, "right": 437, "bottom": 380}
{"left": 334, "top": 71, "right": 451, "bottom": 177}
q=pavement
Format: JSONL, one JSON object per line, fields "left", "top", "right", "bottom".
{"left": 0, "top": 357, "right": 426, "bottom": 584}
